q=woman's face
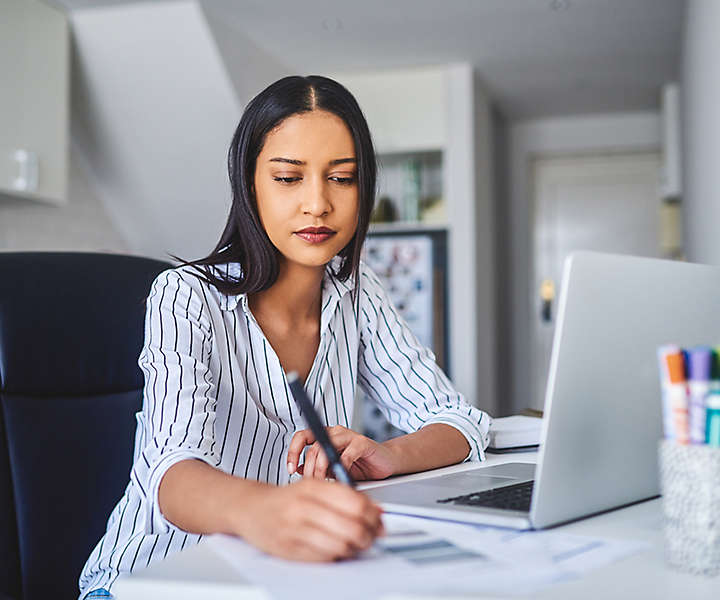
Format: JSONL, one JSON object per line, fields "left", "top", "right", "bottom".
{"left": 253, "top": 109, "right": 359, "bottom": 270}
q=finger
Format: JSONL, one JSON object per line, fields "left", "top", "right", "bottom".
{"left": 301, "top": 503, "right": 375, "bottom": 553}
{"left": 310, "top": 442, "right": 328, "bottom": 480}
{"left": 294, "top": 486, "right": 378, "bottom": 551}
{"left": 280, "top": 525, "right": 342, "bottom": 562}
{"left": 287, "top": 429, "right": 315, "bottom": 474}
{"left": 297, "top": 522, "right": 359, "bottom": 561}
{"left": 325, "top": 426, "right": 355, "bottom": 450}
{"left": 314, "top": 446, "right": 330, "bottom": 480}
{"left": 302, "top": 443, "right": 320, "bottom": 479}
{"left": 309, "top": 483, "right": 384, "bottom": 534}
{"left": 295, "top": 426, "right": 355, "bottom": 477}
{"left": 339, "top": 440, "right": 366, "bottom": 474}
{"left": 378, "top": 516, "right": 386, "bottom": 537}
{"left": 326, "top": 424, "right": 349, "bottom": 437}
{"left": 287, "top": 542, "right": 335, "bottom": 563}
{"left": 322, "top": 428, "right": 360, "bottom": 478}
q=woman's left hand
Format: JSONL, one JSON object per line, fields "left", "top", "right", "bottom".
{"left": 287, "top": 425, "right": 397, "bottom": 481}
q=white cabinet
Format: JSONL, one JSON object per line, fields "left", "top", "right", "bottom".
{"left": 335, "top": 67, "right": 446, "bottom": 154}
{"left": 0, "top": 0, "right": 69, "bottom": 203}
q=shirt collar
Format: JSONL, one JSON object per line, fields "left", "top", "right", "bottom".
{"left": 219, "top": 257, "right": 355, "bottom": 313}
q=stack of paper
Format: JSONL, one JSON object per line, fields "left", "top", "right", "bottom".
{"left": 207, "top": 514, "right": 646, "bottom": 600}
{"left": 488, "top": 416, "right": 543, "bottom": 450}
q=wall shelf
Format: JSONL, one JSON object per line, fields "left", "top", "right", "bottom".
{"left": 369, "top": 222, "right": 448, "bottom": 234}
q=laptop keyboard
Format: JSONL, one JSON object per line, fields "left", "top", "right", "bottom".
{"left": 436, "top": 480, "right": 534, "bottom": 512}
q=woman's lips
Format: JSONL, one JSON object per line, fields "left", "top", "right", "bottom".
{"left": 295, "top": 231, "right": 336, "bottom": 244}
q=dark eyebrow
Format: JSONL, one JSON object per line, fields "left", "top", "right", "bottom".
{"left": 268, "top": 157, "right": 357, "bottom": 166}
{"left": 329, "top": 158, "right": 357, "bottom": 166}
{"left": 269, "top": 157, "right": 305, "bottom": 165}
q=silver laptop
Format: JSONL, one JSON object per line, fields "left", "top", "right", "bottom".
{"left": 364, "top": 251, "right": 720, "bottom": 529}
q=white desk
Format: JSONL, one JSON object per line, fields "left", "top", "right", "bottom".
{"left": 113, "top": 452, "right": 718, "bottom": 599}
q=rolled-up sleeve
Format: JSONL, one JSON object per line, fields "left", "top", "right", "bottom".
{"left": 357, "top": 266, "right": 491, "bottom": 462}
{"left": 130, "top": 269, "right": 220, "bottom": 535}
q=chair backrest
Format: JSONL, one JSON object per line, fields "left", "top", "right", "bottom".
{"left": 0, "top": 252, "right": 172, "bottom": 600}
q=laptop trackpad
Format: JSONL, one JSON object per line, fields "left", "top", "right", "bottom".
{"left": 415, "top": 462, "right": 536, "bottom": 490}
{"left": 365, "top": 463, "right": 536, "bottom": 505}
{"left": 414, "top": 474, "right": 515, "bottom": 490}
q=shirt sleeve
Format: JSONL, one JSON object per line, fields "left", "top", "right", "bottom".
{"left": 129, "top": 268, "right": 220, "bottom": 535}
{"left": 356, "top": 264, "right": 491, "bottom": 462}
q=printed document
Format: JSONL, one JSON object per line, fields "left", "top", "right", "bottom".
{"left": 207, "top": 514, "right": 646, "bottom": 599}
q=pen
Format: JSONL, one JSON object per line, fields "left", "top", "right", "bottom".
{"left": 286, "top": 371, "right": 356, "bottom": 487}
{"left": 687, "top": 347, "right": 712, "bottom": 444}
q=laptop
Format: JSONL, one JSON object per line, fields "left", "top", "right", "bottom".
{"left": 363, "top": 251, "right": 720, "bottom": 529}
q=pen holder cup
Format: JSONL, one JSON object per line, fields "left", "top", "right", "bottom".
{"left": 659, "top": 440, "right": 720, "bottom": 576}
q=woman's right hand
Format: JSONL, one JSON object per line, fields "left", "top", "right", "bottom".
{"left": 235, "top": 478, "right": 385, "bottom": 562}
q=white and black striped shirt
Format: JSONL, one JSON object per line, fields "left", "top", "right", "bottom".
{"left": 78, "top": 260, "right": 491, "bottom": 597}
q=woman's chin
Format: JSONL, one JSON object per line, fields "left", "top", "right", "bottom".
{"left": 282, "top": 250, "right": 338, "bottom": 269}
{"left": 283, "top": 239, "right": 350, "bottom": 268}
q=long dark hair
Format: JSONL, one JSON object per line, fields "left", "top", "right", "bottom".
{"left": 174, "top": 75, "right": 377, "bottom": 297}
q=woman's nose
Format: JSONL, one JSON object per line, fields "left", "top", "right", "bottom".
{"left": 302, "top": 177, "right": 331, "bottom": 216}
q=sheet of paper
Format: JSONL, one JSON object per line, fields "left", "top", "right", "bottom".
{"left": 208, "top": 518, "right": 501, "bottom": 600}
{"left": 206, "top": 514, "right": 647, "bottom": 599}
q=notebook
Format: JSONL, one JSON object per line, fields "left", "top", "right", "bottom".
{"left": 488, "top": 416, "right": 542, "bottom": 450}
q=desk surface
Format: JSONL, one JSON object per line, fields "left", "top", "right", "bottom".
{"left": 113, "top": 452, "right": 718, "bottom": 599}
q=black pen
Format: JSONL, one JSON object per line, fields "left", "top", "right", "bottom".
{"left": 286, "top": 371, "right": 356, "bottom": 488}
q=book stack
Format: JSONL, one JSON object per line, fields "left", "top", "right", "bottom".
{"left": 487, "top": 415, "right": 543, "bottom": 453}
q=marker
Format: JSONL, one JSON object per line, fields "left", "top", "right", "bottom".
{"left": 712, "top": 346, "right": 720, "bottom": 391}
{"left": 286, "top": 371, "right": 355, "bottom": 487}
{"left": 665, "top": 350, "right": 689, "bottom": 444}
{"left": 706, "top": 392, "right": 720, "bottom": 447}
{"left": 687, "top": 347, "right": 712, "bottom": 444}
{"left": 657, "top": 345, "right": 681, "bottom": 440}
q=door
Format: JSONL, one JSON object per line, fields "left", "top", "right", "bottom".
{"left": 531, "top": 151, "right": 662, "bottom": 409}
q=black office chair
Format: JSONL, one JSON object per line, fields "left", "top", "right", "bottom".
{"left": 0, "top": 252, "right": 172, "bottom": 600}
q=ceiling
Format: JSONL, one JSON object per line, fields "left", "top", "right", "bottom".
{"left": 50, "top": 0, "right": 685, "bottom": 119}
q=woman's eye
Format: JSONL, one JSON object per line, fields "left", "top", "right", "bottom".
{"left": 330, "top": 176, "right": 356, "bottom": 185}
{"left": 272, "top": 175, "right": 355, "bottom": 185}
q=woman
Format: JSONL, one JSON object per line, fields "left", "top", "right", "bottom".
{"left": 79, "top": 75, "right": 490, "bottom": 599}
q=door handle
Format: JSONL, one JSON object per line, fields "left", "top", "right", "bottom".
{"left": 12, "top": 149, "right": 39, "bottom": 193}
{"left": 540, "top": 279, "right": 555, "bottom": 323}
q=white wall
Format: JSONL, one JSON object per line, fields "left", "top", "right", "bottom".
{"left": 199, "top": 0, "right": 292, "bottom": 109}
{"left": 444, "top": 66, "right": 496, "bottom": 413}
{"left": 682, "top": 0, "right": 720, "bottom": 265}
{"left": 470, "top": 70, "right": 496, "bottom": 414}
{"left": 332, "top": 67, "right": 446, "bottom": 153}
{"left": 0, "top": 145, "right": 129, "bottom": 253}
{"left": 443, "top": 64, "right": 483, "bottom": 409}
{"left": 70, "top": 0, "right": 288, "bottom": 262}
{"left": 507, "top": 112, "right": 661, "bottom": 413}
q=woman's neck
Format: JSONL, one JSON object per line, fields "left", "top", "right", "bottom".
{"left": 248, "top": 259, "right": 325, "bottom": 327}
